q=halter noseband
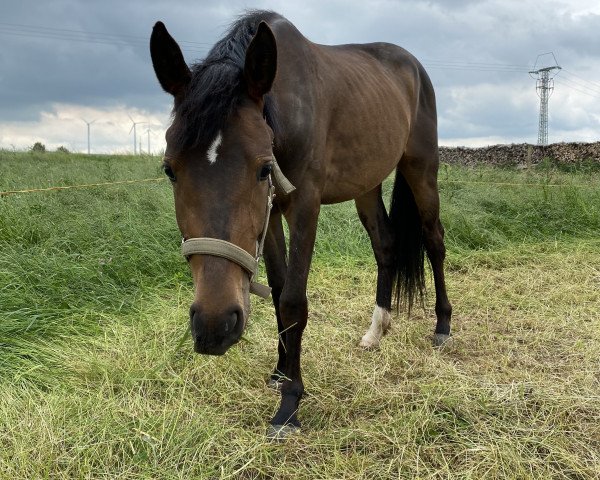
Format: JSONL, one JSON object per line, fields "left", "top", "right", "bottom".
{"left": 180, "top": 156, "right": 295, "bottom": 299}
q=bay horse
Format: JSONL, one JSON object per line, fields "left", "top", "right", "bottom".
{"left": 150, "top": 10, "right": 452, "bottom": 439}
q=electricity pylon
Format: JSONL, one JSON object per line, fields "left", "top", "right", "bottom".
{"left": 529, "top": 53, "right": 561, "bottom": 146}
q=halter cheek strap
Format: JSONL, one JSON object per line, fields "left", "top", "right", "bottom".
{"left": 181, "top": 159, "right": 294, "bottom": 299}
{"left": 271, "top": 156, "right": 295, "bottom": 195}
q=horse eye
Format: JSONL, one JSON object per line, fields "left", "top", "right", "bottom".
{"left": 163, "top": 164, "right": 176, "bottom": 182}
{"left": 258, "top": 163, "right": 272, "bottom": 181}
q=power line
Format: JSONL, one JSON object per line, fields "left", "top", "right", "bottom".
{"left": 0, "top": 22, "right": 209, "bottom": 54}
{"left": 559, "top": 71, "right": 600, "bottom": 95}
{"left": 423, "top": 59, "right": 529, "bottom": 73}
{"left": 561, "top": 69, "right": 600, "bottom": 91}
{"left": 0, "top": 22, "right": 210, "bottom": 46}
{"left": 0, "top": 28, "right": 207, "bottom": 54}
{"left": 0, "top": 22, "right": 543, "bottom": 75}
{"left": 554, "top": 78, "right": 600, "bottom": 99}
{"left": 5, "top": 21, "right": 597, "bottom": 91}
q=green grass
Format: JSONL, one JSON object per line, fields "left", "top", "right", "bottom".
{"left": 1, "top": 151, "right": 599, "bottom": 478}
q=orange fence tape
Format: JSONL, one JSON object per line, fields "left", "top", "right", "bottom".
{"left": 0, "top": 177, "right": 166, "bottom": 197}
{"left": 0, "top": 177, "right": 596, "bottom": 197}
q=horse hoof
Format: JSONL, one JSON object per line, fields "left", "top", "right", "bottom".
{"left": 359, "top": 340, "right": 379, "bottom": 350}
{"left": 266, "top": 424, "right": 300, "bottom": 441}
{"left": 433, "top": 333, "right": 452, "bottom": 347}
{"left": 266, "top": 378, "right": 282, "bottom": 391}
{"left": 359, "top": 333, "right": 380, "bottom": 350}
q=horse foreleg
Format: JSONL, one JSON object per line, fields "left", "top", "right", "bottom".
{"left": 267, "top": 194, "right": 320, "bottom": 440}
{"left": 263, "top": 210, "right": 288, "bottom": 389}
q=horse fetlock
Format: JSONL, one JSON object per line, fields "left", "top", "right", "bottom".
{"left": 280, "top": 381, "right": 304, "bottom": 399}
{"left": 433, "top": 333, "right": 452, "bottom": 347}
{"left": 359, "top": 305, "right": 391, "bottom": 349}
{"left": 271, "top": 390, "right": 302, "bottom": 426}
{"left": 266, "top": 423, "right": 300, "bottom": 441}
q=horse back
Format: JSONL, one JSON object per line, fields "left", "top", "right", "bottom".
{"left": 270, "top": 20, "right": 437, "bottom": 203}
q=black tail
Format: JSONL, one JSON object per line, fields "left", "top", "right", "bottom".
{"left": 389, "top": 170, "right": 426, "bottom": 313}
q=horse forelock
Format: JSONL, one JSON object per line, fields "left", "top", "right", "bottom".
{"left": 170, "top": 61, "right": 242, "bottom": 152}
{"left": 170, "top": 10, "right": 282, "bottom": 153}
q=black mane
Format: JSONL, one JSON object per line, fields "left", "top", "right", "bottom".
{"left": 172, "top": 10, "right": 282, "bottom": 151}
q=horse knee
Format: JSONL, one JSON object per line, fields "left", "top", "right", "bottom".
{"left": 279, "top": 292, "right": 308, "bottom": 328}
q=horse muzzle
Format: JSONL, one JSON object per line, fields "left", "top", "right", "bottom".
{"left": 189, "top": 303, "right": 246, "bottom": 355}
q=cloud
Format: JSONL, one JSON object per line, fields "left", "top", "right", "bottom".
{"left": 0, "top": 103, "right": 168, "bottom": 153}
{"left": 0, "top": 0, "right": 599, "bottom": 149}
{"left": 439, "top": 82, "right": 536, "bottom": 140}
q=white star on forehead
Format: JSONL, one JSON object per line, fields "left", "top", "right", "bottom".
{"left": 207, "top": 131, "right": 222, "bottom": 164}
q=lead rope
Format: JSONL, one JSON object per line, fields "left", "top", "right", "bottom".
{"left": 249, "top": 175, "right": 276, "bottom": 298}
{"left": 256, "top": 175, "right": 275, "bottom": 260}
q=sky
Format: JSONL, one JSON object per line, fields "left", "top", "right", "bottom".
{"left": 1, "top": 0, "right": 599, "bottom": 153}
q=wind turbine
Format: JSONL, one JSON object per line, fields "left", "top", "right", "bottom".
{"left": 144, "top": 126, "right": 160, "bottom": 155}
{"left": 81, "top": 118, "right": 96, "bottom": 154}
{"left": 128, "top": 115, "right": 146, "bottom": 155}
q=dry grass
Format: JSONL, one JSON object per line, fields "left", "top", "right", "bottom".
{"left": 1, "top": 242, "right": 598, "bottom": 479}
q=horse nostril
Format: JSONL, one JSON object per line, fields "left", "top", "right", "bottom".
{"left": 189, "top": 304, "right": 199, "bottom": 322}
{"left": 224, "top": 310, "right": 237, "bottom": 333}
{"left": 231, "top": 307, "right": 245, "bottom": 335}
{"left": 189, "top": 303, "right": 202, "bottom": 341}
{"left": 189, "top": 303, "right": 243, "bottom": 345}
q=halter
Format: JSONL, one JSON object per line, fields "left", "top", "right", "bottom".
{"left": 180, "top": 156, "right": 295, "bottom": 299}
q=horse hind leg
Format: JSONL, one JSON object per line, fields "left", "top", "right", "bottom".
{"left": 398, "top": 155, "right": 452, "bottom": 346}
{"left": 355, "top": 186, "right": 394, "bottom": 349}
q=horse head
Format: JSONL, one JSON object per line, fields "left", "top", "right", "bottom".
{"left": 150, "top": 21, "right": 278, "bottom": 355}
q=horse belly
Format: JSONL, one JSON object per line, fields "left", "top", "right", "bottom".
{"left": 321, "top": 97, "right": 410, "bottom": 204}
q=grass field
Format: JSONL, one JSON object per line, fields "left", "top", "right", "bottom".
{"left": 0, "top": 150, "right": 599, "bottom": 479}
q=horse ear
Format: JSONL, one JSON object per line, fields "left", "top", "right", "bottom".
{"left": 150, "top": 22, "right": 191, "bottom": 97}
{"left": 244, "top": 22, "right": 277, "bottom": 101}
